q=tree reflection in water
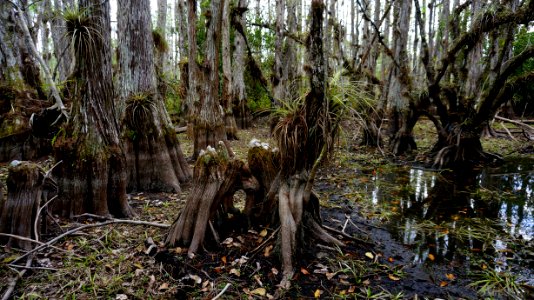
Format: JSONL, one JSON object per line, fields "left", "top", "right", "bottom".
{"left": 356, "top": 158, "right": 533, "bottom": 283}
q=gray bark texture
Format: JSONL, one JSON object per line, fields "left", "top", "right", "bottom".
{"left": 118, "top": 0, "right": 191, "bottom": 193}
{"left": 53, "top": 0, "right": 132, "bottom": 218}
{"left": 193, "top": 0, "right": 228, "bottom": 159}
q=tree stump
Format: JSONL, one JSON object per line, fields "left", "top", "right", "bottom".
{"left": 165, "top": 142, "right": 256, "bottom": 257}
{"left": 0, "top": 161, "right": 43, "bottom": 250}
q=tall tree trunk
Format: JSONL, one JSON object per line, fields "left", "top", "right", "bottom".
{"left": 155, "top": 0, "right": 169, "bottom": 99}
{"left": 275, "top": 0, "right": 342, "bottom": 286}
{"left": 0, "top": 3, "right": 23, "bottom": 83}
{"left": 184, "top": 0, "right": 200, "bottom": 123}
{"left": 272, "top": 0, "right": 286, "bottom": 104}
{"left": 232, "top": 0, "right": 252, "bottom": 129}
{"left": 285, "top": 0, "right": 299, "bottom": 99}
{"left": 53, "top": 0, "right": 132, "bottom": 218}
{"left": 175, "top": 0, "right": 188, "bottom": 97}
{"left": 221, "top": 0, "right": 238, "bottom": 140}
{"left": 51, "top": 0, "right": 73, "bottom": 82}
{"left": 193, "top": 0, "right": 229, "bottom": 159}
{"left": 118, "top": 0, "right": 191, "bottom": 193}
{"left": 387, "top": 0, "right": 417, "bottom": 155}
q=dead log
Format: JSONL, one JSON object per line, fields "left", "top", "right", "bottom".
{"left": 495, "top": 115, "right": 534, "bottom": 134}
{"left": 0, "top": 161, "right": 44, "bottom": 250}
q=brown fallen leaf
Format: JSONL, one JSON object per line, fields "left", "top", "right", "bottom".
{"left": 260, "top": 229, "right": 268, "bottom": 237}
{"left": 251, "top": 287, "right": 266, "bottom": 296}
{"left": 229, "top": 268, "right": 241, "bottom": 277}
{"left": 158, "top": 282, "right": 169, "bottom": 291}
{"left": 264, "top": 245, "right": 273, "bottom": 257}
{"left": 301, "top": 267, "right": 310, "bottom": 275}
{"left": 325, "top": 272, "right": 335, "bottom": 280}
{"left": 428, "top": 253, "right": 435, "bottom": 261}
{"left": 254, "top": 274, "right": 263, "bottom": 286}
{"left": 221, "top": 256, "right": 227, "bottom": 264}
{"left": 348, "top": 285, "right": 356, "bottom": 293}
{"left": 388, "top": 257, "right": 395, "bottom": 263}
{"left": 446, "top": 273, "right": 456, "bottom": 280}
{"left": 388, "top": 274, "right": 401, "bottom": 281}
{"left": 439, "top": 281, "right": 448, "bottom": 287}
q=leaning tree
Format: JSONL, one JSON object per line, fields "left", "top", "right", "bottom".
{"left": 52, "top": 0, "right": 132, "bottom": 217}
{"left": 117, "top": 0, "right": 191, "bottom": 193}
{"left": 165, "top": 0, "right": 342, "bottom": 288}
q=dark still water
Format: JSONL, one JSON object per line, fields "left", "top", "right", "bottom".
{"left": 352, "top": 157, "right": 533, "bottom": 285}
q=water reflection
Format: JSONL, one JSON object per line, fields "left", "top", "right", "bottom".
{"left": 356, "top": 158, "right": 533, "bottom": 282}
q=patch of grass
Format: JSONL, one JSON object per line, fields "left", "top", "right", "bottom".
{"left": 469, "top": 268, "right": 526, "bottom": 299}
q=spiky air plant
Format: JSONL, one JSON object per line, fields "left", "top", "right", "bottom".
{"left": 124, "top": 92, "right": 157, "bottom": 134}
{"left": 61, "top": 6, "right": 103, "bottom": 63}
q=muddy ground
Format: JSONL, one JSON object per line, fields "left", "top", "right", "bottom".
{"left": 1, "top": 121, "right": 532, "bottom": 299}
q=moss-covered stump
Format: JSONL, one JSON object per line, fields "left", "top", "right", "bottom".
{"left": 165, "top": 142, "right": 256, "bottom": 257}
{"left": 0, "top": 161, "right": 43, "bottom": 250}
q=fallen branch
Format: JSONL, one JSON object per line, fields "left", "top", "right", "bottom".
{"left": 495, "top": 115, "right": 534, "bottom": 132}
{"left": 8, "top": 1, "right": 68, "bottom": 120}
{"left": 10, "top": 219, "right": 170, "bottom": 266}
{"left": 2, "top": 255, "right": 33, "bottom": 300}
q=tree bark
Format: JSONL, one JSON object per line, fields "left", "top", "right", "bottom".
{"left": 221, "top": 0, "right": 238, "bottom": 140}
{"left": 232, "top": 0, "right": 252, "bottom": 129}
{"left": 387, "top": 0, "right": 417, "bottom": 155}
{"left": 193, "top": 0, "right": 229, "bottom": 159}
{"left": 51, "top": 0, "right": 73, "bottom": 82}
{"left": 272, "top": 0, "right": 286, "bottom": 104}
{"left": 184, "top": 0, "right": 200, "bottom": 123}
{"left": 0, "top": 162, "right": 43, "bottom": 250}
{"left": 118, "top": 0, "right": 191, "bottom": 193}
{"left": 53, "top": 0, "right": 133, "bottom": 218}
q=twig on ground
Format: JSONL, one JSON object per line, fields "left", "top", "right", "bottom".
{"left": 322, "top": 225, "right": 373, "bottom": 246}
{"left": 0, "top": 233, "right": 65, "bottom": 253}
{"left": 9, "top": 264, "right": 58, "bottom": 271}
{"left": 341, "top": 216, "right": 350, "bottom": 233}
{"left": 211, "top": 283, "right": 231, "bottom": 300}
{"left": 34, "top": 195, "right": 58, "bottom": 242}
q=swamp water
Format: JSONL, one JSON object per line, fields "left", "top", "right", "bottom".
{"left": 342, "top": 157, "right": 533, "bottom": 287}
